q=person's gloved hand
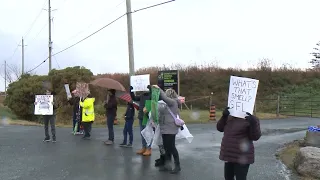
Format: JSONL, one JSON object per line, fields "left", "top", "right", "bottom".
{"left": 222, "top": 107, "right": 230, "bottom": 117}
{"left": 245, "top": 112, "right": 254, "bottom": 125}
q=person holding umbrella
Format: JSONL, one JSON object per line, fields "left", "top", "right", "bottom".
{"left": 104, "top": 89, "right": 118, "bottom": 145}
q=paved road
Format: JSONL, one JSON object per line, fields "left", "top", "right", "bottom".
{"left": 0, "top": 117, "right": 319, "bottom": 180}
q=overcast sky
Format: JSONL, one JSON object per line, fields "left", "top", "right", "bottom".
{"left": 1, "top": 0, "right": 320, "bottom": 91}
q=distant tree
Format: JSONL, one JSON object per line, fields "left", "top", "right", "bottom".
{"left": 310, "top": 42, "right": 320, "bottom": 68}
{"left": 4, "top": 66, "right": 94, "bottom": 121}
{"left": 0, "top": 63, "right": 23, "bottom": 84}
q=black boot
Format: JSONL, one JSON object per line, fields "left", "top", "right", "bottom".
{"left": 170, "top": 163, "right": 181, "bottom": 174}
{"left": 159, "top": 165, "right": 171, "bottom": 172}
{"left": 155, "top": 155, "right": 165, "bottom": 167}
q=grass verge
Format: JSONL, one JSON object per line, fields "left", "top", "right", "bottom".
{"left": 3, "top": 105, "right": 287, "bottom": 127}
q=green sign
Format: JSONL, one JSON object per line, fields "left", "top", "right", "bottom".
{"left": 151, "top": 87, "right": 160, "bottom": 124}
{"left": 142, "top": 100, "right": 151, "bottom": 126}
{"left": 157, "top": 70, "right": 179, "bottom": 94}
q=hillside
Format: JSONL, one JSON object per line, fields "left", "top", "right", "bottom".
{"left": 97, "top": 63, "right": 320, "bottom": 116}
{"left": 4, "top": 62, "right": 320, "bottom": 122}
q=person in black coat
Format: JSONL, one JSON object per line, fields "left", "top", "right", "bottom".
{"left": 104, "top": 89, "right": 118, "bottom": 145}
{"left": 68, "top": 91, "right": 83, "bottom": 134}
{"left": 119, "top": 102, "right": 135, "bottom": 147}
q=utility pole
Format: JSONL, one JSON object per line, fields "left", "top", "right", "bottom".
{"left": 19, "top": 37, "right": 27, "bottom": 74}
{"left": 4, "top": 60, "right": 7, "bottom": 97}
{"left": 126, "top": 0, "right": 135, "bottom": 76}
{"left": 48, "top": 0, "right": 52, "bottom": 72}
{"left": 21, "top": 37, "right": 25, "bottom": 74}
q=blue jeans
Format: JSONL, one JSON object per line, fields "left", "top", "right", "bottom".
{"left": 107, "top": 115, "right": 115, "bottom": 141}
{"left": 139, "top": 118, "right": 151, "bottom": 148}
{"left": 123, "top": 119, "right": 134, "bottom": 144}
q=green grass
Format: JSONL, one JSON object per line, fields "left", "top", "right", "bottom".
{"left": 2, "top": 104, "right": 285, "bottom": 127}
{"left": 91, "top": 106, "right": 284, "bottom": 127}
{"left": 0, "top": 105, "right": 17, "bottom": 120}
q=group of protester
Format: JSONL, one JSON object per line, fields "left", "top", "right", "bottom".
{"left": 38, "top": 83, "right": 262, "bottom": 179}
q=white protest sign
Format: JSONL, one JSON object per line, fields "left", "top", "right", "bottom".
{"left": 64, "top": 84, "right": 72, "bottom": 99}
{"left": 227, "top": 76, "right": 259, "bottom": 119}
{"left": 130, "top": 74, "right": 150, "bottom": 92}
{"left": 34, "top": 95, "right": 53, "bottom": 115}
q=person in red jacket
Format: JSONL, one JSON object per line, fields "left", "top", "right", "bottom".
{"left": 216, "top": 107, "right": 261, "bottom": 180}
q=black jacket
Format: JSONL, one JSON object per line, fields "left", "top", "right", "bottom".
{"left": 124, "top": 103, "right": 135, "bottom": 120}
{"left": 68, "top": 97, "right": 82, "bottom": 120}
{"left": 104, "top": 94, "right": 117, "bottom": 117}
{"left": 130, "top": 92, "right": 151, "bottom": 120}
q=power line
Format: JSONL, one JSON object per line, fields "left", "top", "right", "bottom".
{"left": 53, "top": 55, "right": 61, "bottom": 69}
{"left": 26, "top": 0, "right": 176, "bottom": 73}
{"left": 2, "top": 0, "right": 47, "bottom": 64}
{"left": 5, "top": 44, "right": 20, "bottom": 62}
{"left": 132, "top": 0, "right": 175, "bottom": 14}
{"left": 0, "top": 64, "right": 4, "bottom": 79}
{"left": 26, "top": 13, "right": 125, "bottom": 73}
{"left": 24, "top": 0, "right": 47, "bottom": 38}
{"left": 51, "top": 0, "right": 68, "bottom": 18}
{"left": 26, "top": 23, "right": 48, "bottom": 49}
{"left": 61, "top": 0, "right": 125, "bottom": 44}
{"left": 53, "top": 14, "right": 126, "bottom": 57}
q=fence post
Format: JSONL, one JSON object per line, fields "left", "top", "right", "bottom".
{"left": 293, "top": 97, "right": 296, "bottom": 116}
{"left": 277, "top": 95, "right": 280, "bottom": 117}
{"left": 310, "top": 96, "right": 313, "bottom": 118}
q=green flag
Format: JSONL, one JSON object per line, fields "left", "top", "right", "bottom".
{"left": 142, "top": 100, "right": 151, "bottom": 126}
{"left": 151, "top": 87, "right": 160, "bottom": 124}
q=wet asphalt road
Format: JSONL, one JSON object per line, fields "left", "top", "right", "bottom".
{"left": 0, "top": 118, "right": 319, "bottom": 180}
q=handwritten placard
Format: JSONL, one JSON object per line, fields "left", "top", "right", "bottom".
{"left": 76, "top": 82, "right": 89, "bottom": 98}
{"left": 34, "top": 95, "right": 53, "bottom": 115}
{"left": 227, "top": 76, "right": 259, "bottom": 118}
{"left": 64, "top": 84, "right": 72, "bottom": 99}
{"left": 130, "top": 74, "right": 150, "bottom": 92}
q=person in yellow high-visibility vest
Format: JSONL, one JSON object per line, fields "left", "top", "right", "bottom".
{"left": 79, "top": 94, "right": 95, "bottom": 140}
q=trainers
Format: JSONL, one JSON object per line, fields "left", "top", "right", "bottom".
{"left": 119, "top": 143, "right": 127, "bottom": 147}
{"left": 43, "top": 137, "right": 50, "bottom": 142}
{"left": 104, "top": 140, "right": 114, "bottom": 145}
{"left": 52, "top": 137, "right": 56, "bottom": 143}
{"left": 126, "top": 143, "right": 133, "bottom": 148}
